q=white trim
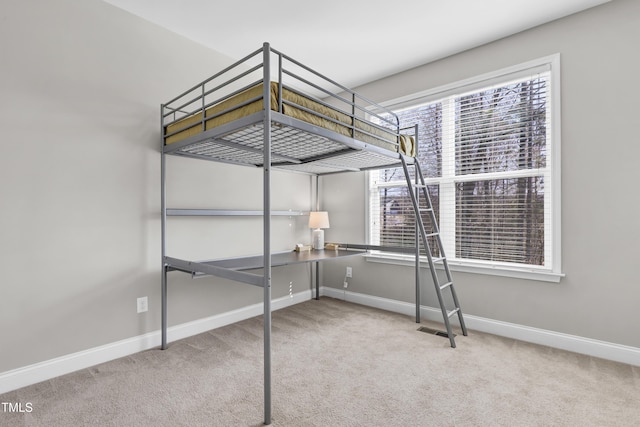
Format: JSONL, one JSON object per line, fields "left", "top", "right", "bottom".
{"left": 549, "top": 53, "right": 563, "bottom": 274}
{"left": 4, "top": 285, "right": 636, "bottom": 396}
{"left": 365, "top": 252, "right": 564, "bottom": 283}
{"left": 369, "top": 53, "right": 562, "bottom": 278}
{"left": 373, "top": 54, "right": 558, "bottom": 112}
{"left": 0, "top": 290, "right": 312, "bottom": 394}
{"left": 322, "top": 287, "right": 639, "bottom": 367}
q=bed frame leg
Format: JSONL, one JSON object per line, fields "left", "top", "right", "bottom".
{"left": 161, "top": 265, "right": 168, "bottom": 350}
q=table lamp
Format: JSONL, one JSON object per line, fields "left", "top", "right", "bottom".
{"left": 309, "top": 211, "right": 330, "bottom": 250}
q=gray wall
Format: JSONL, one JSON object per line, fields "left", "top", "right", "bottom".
{"left": 322, "top": 0, "right": 640, "bottom": 348}
{"left": 0, "top": 0, "right": 312, "bottom": 373}
{"left": 1, "top": 0, "right": 637, "bottom": 377}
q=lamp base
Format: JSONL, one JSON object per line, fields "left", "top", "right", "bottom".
{"left": 312, "top": 229, "right": 324, "bottom": 250}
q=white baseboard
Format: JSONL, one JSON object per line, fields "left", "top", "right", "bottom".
{"left": 322, "top": 287, "right": 640, "bottom": 367}
{"left": 0, "top": 290, "right": 312, "bottom": 395}
{"left": 3, "top": 286, "right": 638, "bottom": 395}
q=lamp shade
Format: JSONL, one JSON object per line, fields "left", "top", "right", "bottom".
{"left": 308, "top": 211, "right": 330, "bottom": 229}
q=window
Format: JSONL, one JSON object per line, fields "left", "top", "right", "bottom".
{"left": 368, "top": 55, "right": 562, "bottom": 282}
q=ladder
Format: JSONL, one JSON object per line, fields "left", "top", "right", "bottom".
{"left": 400, "top": 155, "right": 468, "bottom": 348}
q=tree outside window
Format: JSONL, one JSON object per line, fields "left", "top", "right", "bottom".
{"left": 369, "top": 59, "right": 559, "bottom": 278}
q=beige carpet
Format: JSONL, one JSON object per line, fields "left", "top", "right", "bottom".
{"left": 1, "top": 297, "right": 639, "bottom": 426}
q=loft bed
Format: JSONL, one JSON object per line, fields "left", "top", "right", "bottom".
{"left": 162, "top": 72, "right": 416, "bottom": 172}
{"left": 160, "top": 43, "right": 464, "bottom": 426}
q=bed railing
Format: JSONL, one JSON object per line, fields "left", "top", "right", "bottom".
{"left": 161, "top": 43, "right": 403, "bottom": 152}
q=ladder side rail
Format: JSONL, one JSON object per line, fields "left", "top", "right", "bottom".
{"left": 448, "top": 278, "right": 468, "bottom": 335}
{"left": 414, "top": 160, "right": 452, "bottom": 279}
{"left": 400, "top": 156, "right": 456, "bottom": 347}
{"left": 414, "top": 160, "right": 468, "bottom": 337}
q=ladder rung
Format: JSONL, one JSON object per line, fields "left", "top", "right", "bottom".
{"left": 439, "top": 281, "right": 453, "bottom": 291}
{"left": 406, "top": 157, "right": 467, "bottom": 345}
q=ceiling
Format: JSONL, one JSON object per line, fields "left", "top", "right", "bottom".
{"left": 103, "top": 0, "right": 609, "bottom": 88}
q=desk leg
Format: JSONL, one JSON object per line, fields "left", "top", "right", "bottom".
{"left": 315, "top": 261, "right": 320, "bottom": 300}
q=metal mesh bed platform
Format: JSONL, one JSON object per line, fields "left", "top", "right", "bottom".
{"left": 166, "top": 114, "right": 409, "bottom": 174}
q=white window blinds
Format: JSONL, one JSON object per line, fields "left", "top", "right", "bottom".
{"left": 453, "top": 74, "right": 549, "bottom": 265}
{"left": 369, "top": 56, "right": 560, "bottom": 276}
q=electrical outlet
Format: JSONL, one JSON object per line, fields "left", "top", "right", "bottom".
{"left": 137, "top": 296, "right": 148, "bottom": 314}
{"left": 346, "top": 267, "right": 352, "bottom": 278}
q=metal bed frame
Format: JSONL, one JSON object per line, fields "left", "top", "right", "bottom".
{"left": 160, "top": 43, "right": 440, "bottom": 425}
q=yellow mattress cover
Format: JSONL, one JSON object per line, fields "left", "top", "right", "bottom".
{"left": 164, "top": 82, "right": 415, "bottom": 156}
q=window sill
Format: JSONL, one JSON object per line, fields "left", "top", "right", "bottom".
{"left": 364, "top": 252, "right": 564, "bottom": 283}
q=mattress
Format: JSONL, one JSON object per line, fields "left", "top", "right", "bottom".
{"left": 164, "top": 82, "right": 416, "bottom": 157}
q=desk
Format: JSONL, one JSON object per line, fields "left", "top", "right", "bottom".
{"left": 196, "top": 249, "right": 363, "bottom": 270}
{"left": 198, "top": 249, "right": 364, "bottom": 299}
{"left": 162, "top": 249, "right": 366, "bottom": 347}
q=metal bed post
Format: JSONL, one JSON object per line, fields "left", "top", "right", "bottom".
{"left": 413, "top": 124, "right": 421, "bottom": 324}
{"left": 160, "top": 105, "right": 168, "bottom": 350}
{"left": 262, "top": 42, "right": 273, "bottom": 426}
{"left": 309, "top": 178, "right": 316, "bottom": 299}
{"left": 314, "top": 175, "right": 320, "bottom": 300}
{"left": 414, "top": 161, "right": 421, "bottom": 324}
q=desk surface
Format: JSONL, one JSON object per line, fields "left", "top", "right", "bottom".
{"left": 200, "top": 249, "right": 364, "bottom": 271}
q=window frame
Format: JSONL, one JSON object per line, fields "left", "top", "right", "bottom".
{"left": 366, "top": 54, "right": 563, "bottom": 283}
